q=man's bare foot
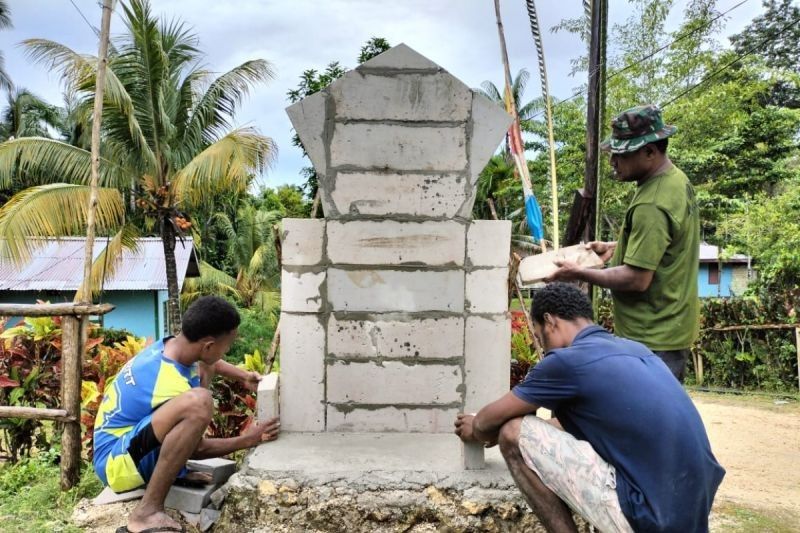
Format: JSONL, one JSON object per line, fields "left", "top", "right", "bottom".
{"left": 126, "top": 509, "right": 183, "bottom": 532}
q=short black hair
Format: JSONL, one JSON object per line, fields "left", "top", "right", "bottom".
{"left": 530, "top": 283, "right": 593, "bottom": 324}
{"left": 181, "top": 296, "right": 240, "bottom": 342}
{"left": 650, "top": 138, "right": 668, "bottom": 154}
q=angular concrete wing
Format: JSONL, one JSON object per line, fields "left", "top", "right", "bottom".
{"left": 285, "top": 90, "right": 328, "bottom": 178}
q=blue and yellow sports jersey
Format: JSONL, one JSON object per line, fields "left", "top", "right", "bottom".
{"left": 93, "top": 337, "right": 200, "bottom": 490}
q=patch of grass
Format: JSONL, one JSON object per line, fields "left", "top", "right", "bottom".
{"left": 713, "top": 502, "right": 800, "bottom": 533}
{"left": 0, "top": 449, "right": 102, "bottom": 532}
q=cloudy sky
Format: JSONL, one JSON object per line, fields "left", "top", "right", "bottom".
{"left": 0, "top": 0, "right": 764, "bottom": 190}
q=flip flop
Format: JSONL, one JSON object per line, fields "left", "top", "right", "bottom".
{"left": 115, "top": 526, "right": 185, "bottom": 533}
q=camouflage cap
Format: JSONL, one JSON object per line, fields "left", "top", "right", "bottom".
{"left": 600, "top": 104, "right": 677, "bottom": 154}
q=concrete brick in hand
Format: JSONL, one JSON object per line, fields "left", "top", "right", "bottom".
{"left": 279, "top": 313, "right": 325, "bottom": 431}
{"left": 329, "top": 123, "right": 466, "bottom": 171}
{"left": 326, "top": 220, "right": 465, "bottom": 266}
{"left": 466, "top": 268, "right": 509, "bottom": 314}
{"left": 329, "top": 172, "right": 468, "bottom": 218}
{"left": 327, "top": 316, "right": 464, "bottom": 360}
{"left": 327, "top": 405, "right": 459, "bottom": 432}
{"left": 327, "top": 361, "right": 463, "bottom": 404}
{"left": 256, "top": 372, "right": 279, "bottom": 422}
{"left": 327, "top": 268, "right": 464, "bottom": 312}
{"left": 467, "top": 221, "right": 511, "bottom": 267}
{"left": 281, "top": 219, "right": 326, "bottom": 266}
{"left": 464, "top": 316, "right": 511, "bottom": 413}
{"left": 281, "top": 270, "right": 325, "bottom": 312}
{"left": 331, "top": 71, "right": 471, "bottom": 122}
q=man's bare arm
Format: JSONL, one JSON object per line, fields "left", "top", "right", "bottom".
{"left": 456, "top": 392, "right": 539, "bottom": 445}
{"left": 191, "top": 417, "right": 280, "bottom": 459}
{"left": 547, "top": 261, "right": 654, "bottom": 292}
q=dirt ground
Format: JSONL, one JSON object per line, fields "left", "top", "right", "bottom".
{"left": 692, "top": 392, "right": 800, "bottom": 531}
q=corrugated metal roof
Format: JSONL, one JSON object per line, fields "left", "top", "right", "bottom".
{"left": 0, "top": 237, "right": 199, "bottom": 291}
{"left": 699, "top": 243, "right": 750, "bottom": 264}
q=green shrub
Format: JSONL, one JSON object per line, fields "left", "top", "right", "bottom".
{"left": 227, "top": 307, "right": 278, "bottom": 365}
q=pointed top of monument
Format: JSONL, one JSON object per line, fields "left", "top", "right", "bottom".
{"left": 358, "top": 43, "right": 440, "bottom": 71}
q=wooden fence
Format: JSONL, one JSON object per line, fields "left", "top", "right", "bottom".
{"left": 0, "top": 302, "right": 114, "bottom": 489}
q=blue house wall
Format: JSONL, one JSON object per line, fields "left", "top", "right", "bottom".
{"left": 698, "top": 264, "right": 734, "bottom": 298}
{"left": 0, "top": 290, "right": 163, "bottom": 339}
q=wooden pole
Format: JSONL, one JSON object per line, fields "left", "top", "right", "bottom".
{"left": 795, "top": 328, "right": 799, "bottom": 391}
{"left": 0, "top": 302, "right": 115, "bottom": 317}
{"left": 0, "top": 407, "right": 73, "bottom": 422}
{"left": 60, "top": 315, "right": 83, "bottom": 490}
{"left": 76, "top": 0, "right": 114, "bottom": 303}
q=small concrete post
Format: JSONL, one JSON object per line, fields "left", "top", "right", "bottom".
{"left": 257, "top": 373, "right": 279, "bottom": 422}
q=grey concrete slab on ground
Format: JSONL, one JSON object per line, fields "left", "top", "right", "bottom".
{"left": 164, "top": 483, "right": 218, "bottom": 514}
{"left": 91, "top": 486, "right": 145, "bottom": 505}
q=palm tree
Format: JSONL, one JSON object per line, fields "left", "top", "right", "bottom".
{"left": 478, "top": 68, "right": 544, "bottom": 135}
{"left": 183, "top": 204, "right": 281, "bottom": 314}
{"left": 0, "top": 1, "right": 13, "bottom": 92}
{"left": 0, "top": 88, "right": 62, "bottom": 140}
{"left": 0, "top": 0, "right": 276, "bottom": 332}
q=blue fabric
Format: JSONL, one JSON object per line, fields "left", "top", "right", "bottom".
{"left": 524, "top": 194, "right": 544, "bottom": 241}
{"left": 513, "top": 326, "right": 725, "bottom": 532}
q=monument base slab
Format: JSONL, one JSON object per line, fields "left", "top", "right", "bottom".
{"left": 214, "top": 433, "right": 592, "bottom": 532}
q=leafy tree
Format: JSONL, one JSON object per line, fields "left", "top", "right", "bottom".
{"left": 0, "top": 0, "right": 276, "bottom": 332}
{"left": 255, "top": 185, "right": 310, "bottom": 218}
{"left": 0, "top": 88, "right": 61, "bottom": 141}
{"left": 478, "top": 68, "right": 543, "bottom": 135}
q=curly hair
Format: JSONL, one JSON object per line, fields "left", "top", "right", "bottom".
{"left": 181, "top": 296, "right": 241, "bottom": 341}
{"left": 530, "top": 282, "right": 593, "bottom": 324}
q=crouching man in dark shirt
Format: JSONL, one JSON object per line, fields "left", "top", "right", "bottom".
{"left": 455, "top": 282, "right": 724, "bottom": 532}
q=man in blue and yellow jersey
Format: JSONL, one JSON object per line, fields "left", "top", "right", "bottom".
{"left": 93, "top": 296, "right": 280, "bottom": 533}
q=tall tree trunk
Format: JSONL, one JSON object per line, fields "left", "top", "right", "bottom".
{"left": 162, "top": 219, "right": 182, "bottom": 334}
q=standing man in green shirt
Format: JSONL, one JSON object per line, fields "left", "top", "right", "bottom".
{"left": 547, "top": 104, "right": 700, "bottom": 382}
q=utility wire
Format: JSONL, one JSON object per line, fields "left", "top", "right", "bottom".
{"left": 661, "top": 15, "right": 800, "bottom": 107}
{"left": 528, "top": 0, "right": 752, "bottom": 120}
{"left": 67, "top": 0, "right": 101, "bottom": 37}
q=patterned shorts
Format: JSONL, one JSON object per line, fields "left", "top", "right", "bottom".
{"left": 518, "top": 415, "right": 634, "bottom": 533}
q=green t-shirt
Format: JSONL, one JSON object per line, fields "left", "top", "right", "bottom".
{"left": 610, "top": 165, "right": 700, "bottom": 350}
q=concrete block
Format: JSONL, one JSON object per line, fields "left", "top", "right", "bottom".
{"left": 518, "top": 244, "right": 604, "bottom": 285}
{"left": 165, "top": 483, "right": 216, "bottom": 514}
{"left": 327, "top": 406, "right": 459, "bottom": 432}
{"left": 326, "top": 220, "right": 466, "bottom": 266}
{"left": 331, "top": 71, "right": 471, "bottom": 122}
{"left": 279, "top": 312, "right": 325, "bottom": 431}
{"left": 329, "top": 172, "right": 468, "bottom": 218}
{"left": 186, "top": 458, "right": 236, "bottom": 486}
{"left": 467, "top": 93, "right": 513, "bottom": 183}
{"left": 282, "top": 219, "right": 326, "bottom": 266}
{"left": 466, "top": 268, "right": 509, "bottom": 314}
{"left": 281, "top": 269, "right": 325, "bottom": 312}
{"left": 327, "top": 316, "right": 464, "bottom": 360}
{"left": 330, "top": 123, "right": 467, "bottom": 171}
{"left": 467, "top": 221, "right": 511, "bottom": 267}
{"left": 256, "top": 372, "right": 279, "bottom": 422}
{"left": 327, "top": 361, "right": 462, "bottom": 404}
{"left": 462, "top": 441, "right": 486, "bottom": 470}
{"left": 91, "top": 486, "right": 144, "bottom": 505}
{"left": 285, "top": 91, "right": 328, "bottom": 177}
{"left": 464, "top": 316, "right": 511, "bottom": 413}
{"left": 200, "top": 508, "right": 221, "bottom": 531}
{"left": 358, "top": 43, "right": 439, "bottom": 71}
{"left": 327, "top": 268, "right": 464, "bottom": 312}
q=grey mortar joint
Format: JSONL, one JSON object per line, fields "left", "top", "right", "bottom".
{"left": 328, "top": 402, "right": 463, "bottom": 412}
{"left": 333, "top": 118, "right": 467, "bottom": 128}
{"left": 329, "top": 310, "right": 464, "bottom": 321}
{"left": 355, "top": 66, "right": 443, "bottom": 76}
{"left": 327, "top": 264, "right": 464, "bottom": 273}
{"left": 325, "top": 356, "right": 464, "bottom": 367}
{"left": 321, "top": 87, "right": 339, "bottom": 218}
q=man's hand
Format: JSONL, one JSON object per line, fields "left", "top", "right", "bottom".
{"left": 585, "top": 241, "right": 617, "bottom": 262}
{"left": 241, "top": 371, "right": 262, "bottom": 392}
{"left": 455, "top": 413, "right": 477, "bottom": 442}
{"left": 242, "top": 417, "right": 280, "bottom": 447}
{"left": 544, "top": 260, "right": 583, "bottom": 283}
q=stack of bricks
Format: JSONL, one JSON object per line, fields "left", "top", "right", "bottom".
{"left": 280, "top": 44, "right": 513, "bottom": 445}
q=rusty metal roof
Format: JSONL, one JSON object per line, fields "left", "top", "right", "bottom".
{"left": 0, "top": 237, "right": 199, "bottom": 291}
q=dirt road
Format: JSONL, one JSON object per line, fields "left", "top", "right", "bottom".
{"left": 693, "top": 392, "right": 800, "bottom": 524}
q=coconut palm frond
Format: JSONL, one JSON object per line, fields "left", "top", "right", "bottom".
{"left": 251, "top": 289, "right": 281, "bottom": 318}
{"left": 90, "top": 224, "right": 141, "bottom": 297}
{"left": 0, "top": 184, "right": 124, "bottom": 265}
{"left": 173, "top": 127, "right": 276, "bottom": 205}
{"left": 180, "top": 260, "right": 240, "bottom": 307}
{"left": 0, "top": 137, "right": 127, "bottom": 189}
{"left": 184, "top": 59, "right": 275, "bottom": 144}
{"left": 479, "top": 80, "right": 503, "bottom": 102}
